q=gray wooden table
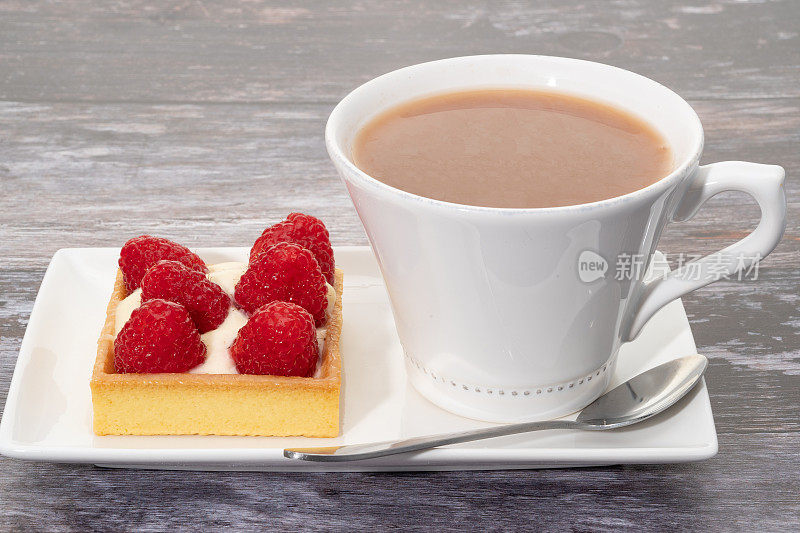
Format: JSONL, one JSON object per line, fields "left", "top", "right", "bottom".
{"left": 1, "top": 1, "right": 798, "bottom": 530}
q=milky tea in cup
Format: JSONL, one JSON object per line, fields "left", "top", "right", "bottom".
{"left": 352, "top": 88, "right": 673, "bottom": 208}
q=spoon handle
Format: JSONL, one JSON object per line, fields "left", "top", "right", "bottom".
{"left": 284, "top": 419, "right": 583, "bottom": 462}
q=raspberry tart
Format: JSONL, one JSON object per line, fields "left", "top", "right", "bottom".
{"left": 90, "top": 214, "right": 343, "bottom": 437}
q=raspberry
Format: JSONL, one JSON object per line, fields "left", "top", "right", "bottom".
{"left": 141, "top": 260, "right": 230, "bottom": 334}
{"left": 119, "top": 235, "right": 207, "bottom": 293}
{"left": 235, "top": 242, "right": 328, "bottom": 325}
{"left": 230, "top": 301, "right": 318, "bottom": 376}
{"left": 250, "top": 213, "right": 335, "bottom": 283}
{"left": 114, "top": 299, "right": 206, "bottom": 373}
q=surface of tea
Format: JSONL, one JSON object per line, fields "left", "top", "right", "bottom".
{"left": 352, "top": 89, "right": 673, "bottom": 208}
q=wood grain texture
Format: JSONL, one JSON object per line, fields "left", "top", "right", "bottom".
{"left": 1, "top": 0, "right": 798, "bottom": 531}
{"left": 0, "top": 0, "right": 798, "bottom": 103}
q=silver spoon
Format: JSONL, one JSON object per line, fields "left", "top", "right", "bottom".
{"left": 284, "top": 354, "right": 707, "bottom": 462}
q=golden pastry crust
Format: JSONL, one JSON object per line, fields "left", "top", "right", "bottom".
{"left": 90, "top": 267, "right": 343, "bottom": 437}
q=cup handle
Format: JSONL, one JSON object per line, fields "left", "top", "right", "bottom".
{"left": 624, "top": 161, "right": 786, "bottom": 341}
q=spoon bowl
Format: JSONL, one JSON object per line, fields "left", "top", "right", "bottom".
{"left": 577, "top": 354, "right": 708, "bottom": 428}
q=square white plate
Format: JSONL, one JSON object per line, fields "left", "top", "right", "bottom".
{"left": 0, "top": 246, "right": 717, "bottom": 471}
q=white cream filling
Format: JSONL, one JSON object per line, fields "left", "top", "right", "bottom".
{"left": 191, "top": 307, "right": 248, "bottom": 374}
{"left": 115, "top": 288, "right": 141, "bottom": 334}
{"left": 206, "top": 261, "right": 247, "bottom": 297}
{"left": 114, "top": 261, "right": 336, "bottom": 375}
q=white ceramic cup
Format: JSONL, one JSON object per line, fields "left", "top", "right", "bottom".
{"left": 326, "top": 55, "right": 786, "bottom": 422}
